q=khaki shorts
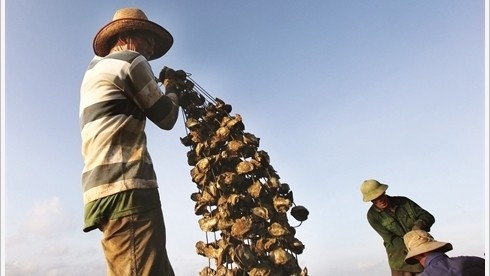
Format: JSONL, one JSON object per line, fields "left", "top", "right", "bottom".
{"left": 100, "top": 208, "right": 175, "bottom": 276}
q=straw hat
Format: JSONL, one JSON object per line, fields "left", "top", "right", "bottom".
{"left": 93, "top": 7, "right": 173, "bottom": 60}
{"left": 360, "top": 179, "right": 388, "bottom": 202}
{"left": 404, "top": 230, "right": 453, "bottom": 264}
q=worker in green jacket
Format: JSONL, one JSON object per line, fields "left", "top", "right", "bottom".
{"left": 360, "top": 179, "right": 435, "bottom": 276}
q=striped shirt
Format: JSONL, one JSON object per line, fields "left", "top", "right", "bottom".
{"left": 79, "top": 50, "right": 179, "bottom": 206}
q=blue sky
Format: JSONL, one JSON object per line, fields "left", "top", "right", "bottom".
{"left": 2, "top": 0, "right": 488, "bottom": 275}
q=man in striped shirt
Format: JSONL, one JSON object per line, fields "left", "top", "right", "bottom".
{"left": 80, "top": 7, "right": 180, "bottom": 276}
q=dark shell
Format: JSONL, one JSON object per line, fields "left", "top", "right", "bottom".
{"left": 180, "top": 134, "right": 193, "bottom": 147}
{"left": 278, "top": 183, "right": 290, "bottom": 195}
{"left": 289, "top": 237, "right": 305, "bottom": 254}
{"left": 233, "top": 244, "right": 258, "bottom": 271}
{"left": 291, "top": 205, "right": 309, "bottom": 222}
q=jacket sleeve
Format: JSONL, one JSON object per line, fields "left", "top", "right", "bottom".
{"left": 127, "top": 55, "right": 179, "bottom": 130}
{"left": 406, "top": 197, "right": 435, "bottom": 231}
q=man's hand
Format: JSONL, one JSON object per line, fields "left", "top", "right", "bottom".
{"left": 159, "top": 66, "right": 187, "bottom": 89}
{"left": 158, "top": 66, "right": 198, "bottom": 108}
{"left": 158, "top": 66, "right": 191, "bottom": 108}
{"left": 411, "top": 220, "right": 425, "bottom": 230}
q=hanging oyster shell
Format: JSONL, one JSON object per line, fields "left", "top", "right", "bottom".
{"left": 255, "top": 237, "right": 277, "bottom": 254}
{"left": 226, "top": 140, "right": 245, "bottom": 155}
{"left": 269, "top": 247, "right": 292, "bottom": 265}
{"left": 190, "top": 168, "right": 207, "bottom": 187}
{"left": 215, "top": 265, "right": 234, "bottom": 276}
{"left": 273, "top": 195, "right": 291, "bottom": 213}
{"left": 198, "top": 214, "right": 218, "bottom": 232}
{"left": 223, "top": 114, "right": 244, "bottom": 131}
{"left": 242, "top": 132, "right": 260, "bottom": 146}
{"left": 215, "top": 98, "right": 232, "bottom": 113}
{"left": 177, "top": 85, "right": 309, "bottom": 274}
{"left": 226, "top": 194, "right": 242, "bottom": 206}
{"left": 190, "top": 192, "right": 201, "bottom": 202}
{"left": 218, "top": 156, "right": 242, "bottom": 173}
{"left": 180, "top": 90, "right": 204, "bottom": 108}
{"left": 194, "top": 202, "right": 209, "bottom": 216}
{"left": 217, "top": 218, "right": 234, "bottom": 231}
{"left": 247, "top": 180, "right": 263, "bottom": 199}
{"left": 232, "top": 244, "right": 258, "bottom": 271}
{"left": 231, "top": 216, "right": 253, "bottom": 239}
{"left": 248, "top": 267, "right": 271, "bottom": 276}
{"left": 268, "top": 222, "right": 289, "bottom": 237}
{"left": 278, "top": 183, "right": 290, "bottom": 195}
{"left": 289, "top": 237, "right": 305, "bottom": 254}
{"left": 199, "top": 267, "right": 215, "bottom": 276}
{"left": 251, "top": 206, "right": 269, "bottom": 220}
{"left": 215, "top": 126, "right": 231, "bottom": 141}
{"left": 253, "top": 150, "right": 270, "bottom": 165}
{"left": 216, "top": 172, "right": 238, "bottom": 194}
{"left": 187, "top": 150, "right": 198, "bottom": 166}
{"left": 185, "top": 117, "right": 200, "bottom": 129}
{"left": 196, "top": 157, "right": 211, "bottom": 172}
{"left": 236, "top": 160, "right": 255, "bottom": 175}
{"left": 267, "top": 176, "right": 281, "bottom": 189}
{"left": 196, "top": 240, "right": 228, "bottom": 265}
{"left": 291, "top": 205, "right": 309, "bottom": 222}
{"left": 197, "top": 195, "right": 216, "bottom": 209}
{"left": 180, "top": 134, "right": 194, "bottom": 147}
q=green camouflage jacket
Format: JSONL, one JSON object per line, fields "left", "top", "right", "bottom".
{"left": 367, "top": 196, "right": 435, "bottom": 272}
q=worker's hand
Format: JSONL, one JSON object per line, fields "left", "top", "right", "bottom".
{"left": 411, "top": 225, "right": 421, "bottom": 230}
{"left": 411, "top": 220, "right": 425, "bottom": 230}
{"left": 159, "top": 66, "right": 191, "bottom": 107}
{"left": 159, "top": 66, "right": 175, "bottom": 87}
{"left": 159, "top": 66, "right": 187, "bottom": 89}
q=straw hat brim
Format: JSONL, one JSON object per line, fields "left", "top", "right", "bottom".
{"left": 405, "top": 242, "right": 453, "bottom": 264}
{"left": 93, "top": 18, "right": 173, "bottom": 60}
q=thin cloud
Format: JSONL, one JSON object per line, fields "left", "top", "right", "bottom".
{"left": 5, "top": 196, "right": 105, "bottom": 276}
{"left": 24, "top": 196, "right": 73, "bottom": 237}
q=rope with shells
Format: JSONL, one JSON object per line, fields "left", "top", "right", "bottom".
{"left": 158, "top": 68, "right": 310, "bottom": 276}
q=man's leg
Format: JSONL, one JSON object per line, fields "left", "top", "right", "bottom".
{"left": 100, "top": 208, "right": 175, "bottom": 276}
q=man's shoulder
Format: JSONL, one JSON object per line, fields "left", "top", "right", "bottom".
{"left": 449, "top": 255, "right": 485, "bottom": 274}
{"left": 390, "top": 195, "right": 413, "bottom": 203}
{"left": 366, "top": 204, "right": 382, "bottom": 216}
{"left": 451, "top": 255, "right": 485, "bottom": 263}
{"left": 105, "top": 50, "right": 143, "bottom": 63}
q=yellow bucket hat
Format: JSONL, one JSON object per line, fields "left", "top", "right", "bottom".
{"left": 404, "top": 230, "right": 453, "bottom": 264}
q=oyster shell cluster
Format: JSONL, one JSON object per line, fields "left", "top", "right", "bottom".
{"left": 167, "top": 72, "right": 309, "bottom": 275}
